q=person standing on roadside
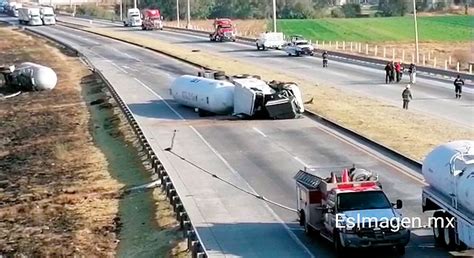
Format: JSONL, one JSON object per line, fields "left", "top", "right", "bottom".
{"left": 408, "top": 63, "right": 416, "bottom": 84}
{"left": 402, "top": 84, "right": 413, "bottom": 110}
{"left": 454, "top": 75, "right": 465, "bottom": 99}
{"left": 322, "top": 51, "right": 329, "bottom": 68}
{"left": 390, "top": 61, "right": 395, "bottom": 83}
{"left": 395, "top": 62, "right": 402, "bottom": 83}
{"left": 385, "top": 62, "right": 392, "bottom": 84}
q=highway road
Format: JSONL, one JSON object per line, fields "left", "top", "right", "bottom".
{"left": 1, "top": 16, "right": 455, "bottom": 257}
{"left": 58, "top": 16, "right": 474, "bottom": 129}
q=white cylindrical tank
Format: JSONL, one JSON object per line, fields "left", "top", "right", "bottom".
{"left": 170, "top": 75, "right": 234, "bottom": 115}
{"left": 422, "top": 140, "right": 474, "bottom": 213}
{"left": 12, "top": 62, "right": 57, "bottom": 90}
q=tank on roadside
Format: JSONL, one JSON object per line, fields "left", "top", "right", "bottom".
{"left": 2, "top": 62, "right": 58, "bottom": 91}
{"left": 39, "top": 6, "right": 55, "bottom": 25}
{"left": 422, "top": 140, "right": 474, "bottom": 250}
{"left": 18, "top": 7, "right": 43, "bottom": 26}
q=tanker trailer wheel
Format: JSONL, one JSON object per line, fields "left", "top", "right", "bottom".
{"left": 443, "top": 214, "right": 457, "bottom": 250}
{"left": 432, "top": 211, "right": 446, "bottom": 247}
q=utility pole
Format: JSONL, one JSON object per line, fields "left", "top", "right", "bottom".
{"left": 133, "top": 0, "right": 137, "bottom": 9}
{"left": 412, "top": 0, "right": 419, "bottom": 64}
{"left": 119, "top": 0, "right": 122, "bottom": 21}
{"left": 272, "top": 0, "right": 277, "bottom": 32}
{"left": 186, "top": 0, "right": 190, "bottom": 29}
{"left": 176, "top": 0, "right": 180, "bottom": 27}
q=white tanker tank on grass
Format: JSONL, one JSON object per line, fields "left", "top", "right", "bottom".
{"left": 422, "top": 140, "right": 474, "bottom": 250}
{"left": 10, "top": 62, "right": 58, "bottom": 90}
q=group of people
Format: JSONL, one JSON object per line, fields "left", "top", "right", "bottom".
{"left": 384, "top": 62, "right": 417, "bottom": 84}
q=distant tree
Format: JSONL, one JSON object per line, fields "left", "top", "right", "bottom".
{"left": 341, "top": 3, "right": 361, "bottom": 18}
{"left": 378, "top": 0, "right": 407, "bottom": 16}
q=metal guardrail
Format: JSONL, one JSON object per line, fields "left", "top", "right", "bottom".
{"left": 53, "top": 23, "right": 425, "bottom": 173}
{"left": 23, "top": 27, "right": 208, "bottom": 258}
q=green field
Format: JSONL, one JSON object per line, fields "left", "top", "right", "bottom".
{"left": 276, "top": 15, "right": 474, "bottom": 42}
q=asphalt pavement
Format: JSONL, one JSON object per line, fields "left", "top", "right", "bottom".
{"left": 57, "top": 16, "right": 474, "bottom": 129}
{"left": 1, "top": 17, "right": 455, "bottom": 257}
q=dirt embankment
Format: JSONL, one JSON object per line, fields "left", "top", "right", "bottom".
{"left": 0, "top": 27, "right": 122, "bottom": 256}
{"left": 86, "top": 28, "right": 474, "bottom": 161}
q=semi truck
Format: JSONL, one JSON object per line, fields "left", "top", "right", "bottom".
{"left": 141, "top": 9, "right": 163, "bottom": 30}
{"left": 209, "top": 18, "right": 236, "bottom": 42}
{"left": 170, "top": 71, "right": 304, "bottom": 119}
{"left": 39, "top": 6, "right": 55, "bottom": 25}
{"left": 18, "top": 7, "right": 42, "bottom": 26}
{"left": 123, "top": 8, "right": 141, "bottom": 27}
{"left": 422, "top": 140, "right": 474, "bottom": 250}
{"left": 295, "top": 166, "right": 410, "bottom": 256}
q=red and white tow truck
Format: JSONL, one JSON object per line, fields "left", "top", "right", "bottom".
{"left": 294, "top": 166, "right": 410, "bottom": 256}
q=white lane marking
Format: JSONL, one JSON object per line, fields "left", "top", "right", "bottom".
{"left": 133, "top": 78, "right": 315, "bottom": 258}
{"left": 134, "top": 78, "right": 185, "bottom": 120}
{"left": 124, "top": 52, "right": 141, "bottom": 61}
{"left": 252, "top": 127, "right": 267, "bottom": 137}
{"left": 110, "top": 62, "right": 128, "bottom": 74}
{"left": 293, "top": 156, "right": 309, "bottom": 167}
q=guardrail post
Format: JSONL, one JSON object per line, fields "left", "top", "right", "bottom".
{"left": 392, "top": 48, "right": 396, "bottom": 60}
{"left": 433, "top": 57, "right": 437, "bottom": 68}
{"left": 428, "top": 51, "right": 431, "bottom": 61}
{"left": 322, "top": 41, "right": 325, "bottom": 48}
{"left": 335, "top": 41, "right": 339, "bottom": 49}
{"left": 365, "top": 44, "right": 368, "bottom": 55}
{"left": 342, "top": 41, "right": 345, "bottom": 50}
{"left": 402, "top": 50, "right": 405, "bottom": 62}
{"left": 422, "top": 54, "right": 426, "bottom": 66}
{"left": 470, "top": 64, "right": 473, "bottom": 74}
{"left": 383, "top": 47, "right": 386, "bottom": 58}
{"left": 315, "top": 40, "right": 319, "bottom": 48}
{"left": 329, "top": 41, "right": 332, "bottom": 48}
{"left": 350, "top": 42, "right": 353, "bottom": 52}
{"left": 374, "top": 45, "right": 378, "bottom": 56}
{"left": 449, "top": 55, "right": 452, "bottom": 65}
{"left": 457, "top": 62, "right": 460, "bottom": 72}
{"left": 358, "top": 43, "right": 361, "bottom": 53}
{"left": 445, "top": 59, "right": 448, "bottom": 70}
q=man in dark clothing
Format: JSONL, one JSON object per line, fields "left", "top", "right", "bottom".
{"left": 454, "top": 75, "right": 465, "bottom": 99}
{"left": 384, "top": 62, "right": 392, "bottom": 84}
{"left": 408, "top": 63, "right": 416, "bottom": 84}
{"left": 402, "top": 84, "right": 413, "bottom": 110}
{"left": 322, "top": 51, "right": 328, "bottom": 67}
{"left": 390, "top": 62, "right": 395, "bottom": 83}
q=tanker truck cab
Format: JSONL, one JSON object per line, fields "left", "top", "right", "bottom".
{"left": 124, "top": 8, "right": 141, "bottom": 27}
{"left": 295, "top": 167, "right": 410, "bottom": 256}
{"left": 210, "top": 18, "right": 236, "bottom": 42}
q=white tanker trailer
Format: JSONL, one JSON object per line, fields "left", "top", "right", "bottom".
{"left": 170, "top": 71, "right": 304, "bottom": 119}
{"left": 422, "top": 140, "right": 474, "bottom": 250}
{"left": 1, "top": 62, "right": 57, "bottom": 91}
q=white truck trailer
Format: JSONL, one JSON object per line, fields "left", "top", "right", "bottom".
{"left": 18, "top": 7, "right": 42, "bottom": 26}
{"left": 422, "top": 140, "right": 474, "bottom": 250}
{"left": 169, "top": 71, "right": 304, "bottom": 119}
{"left": 39, "top": 6, "right": 55, "bottom": 25}
{"left": 123, "top": 8, "right": 141, "bottom": 27}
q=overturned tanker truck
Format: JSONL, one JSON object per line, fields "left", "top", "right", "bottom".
{"left": 1, "top": 62, "right": 57, "bottom": 91}
{"left": 170, "top": 70, "right": 305, "bottom": 119}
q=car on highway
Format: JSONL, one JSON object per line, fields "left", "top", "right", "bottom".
{"left": 283, "top": 35, "right": 315, "bottom": 56}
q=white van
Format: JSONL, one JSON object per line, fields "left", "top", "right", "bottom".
{"left": 40, "top": 6, "right": 56, "bottom": 25}
{"left": 256, "top": 32, "right": 285, "bottom": 50}
{"left": 18, "top": 7, "right": 42, "bottom": 26}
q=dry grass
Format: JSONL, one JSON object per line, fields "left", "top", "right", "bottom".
{"left": 86, "top": 28, "right": 473, "bottom": 161}
{"left": 0, "top": 27, "right": 122, "bottom": 256}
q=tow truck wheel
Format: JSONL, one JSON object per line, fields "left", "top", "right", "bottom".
{"left": 262, "top": 45, "right": 266, "bottom": 51}
{"left": 256, "top": 44, "right": 260, "bottom": 50}
{"left": 334, "top": 231, "right": 347, "bottom": 257}
{"left": 432, "top": 211, "right": 445, "bottom": 247}
{"left": 443, "top": 224, "right": 457, "bottom": 250}
{"left": 395, "top": 245, "right": 406, "bottom": 255}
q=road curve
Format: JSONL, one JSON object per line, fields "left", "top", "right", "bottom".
{"left": 6, "top": 19, "right": 453, "bottom": 257}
